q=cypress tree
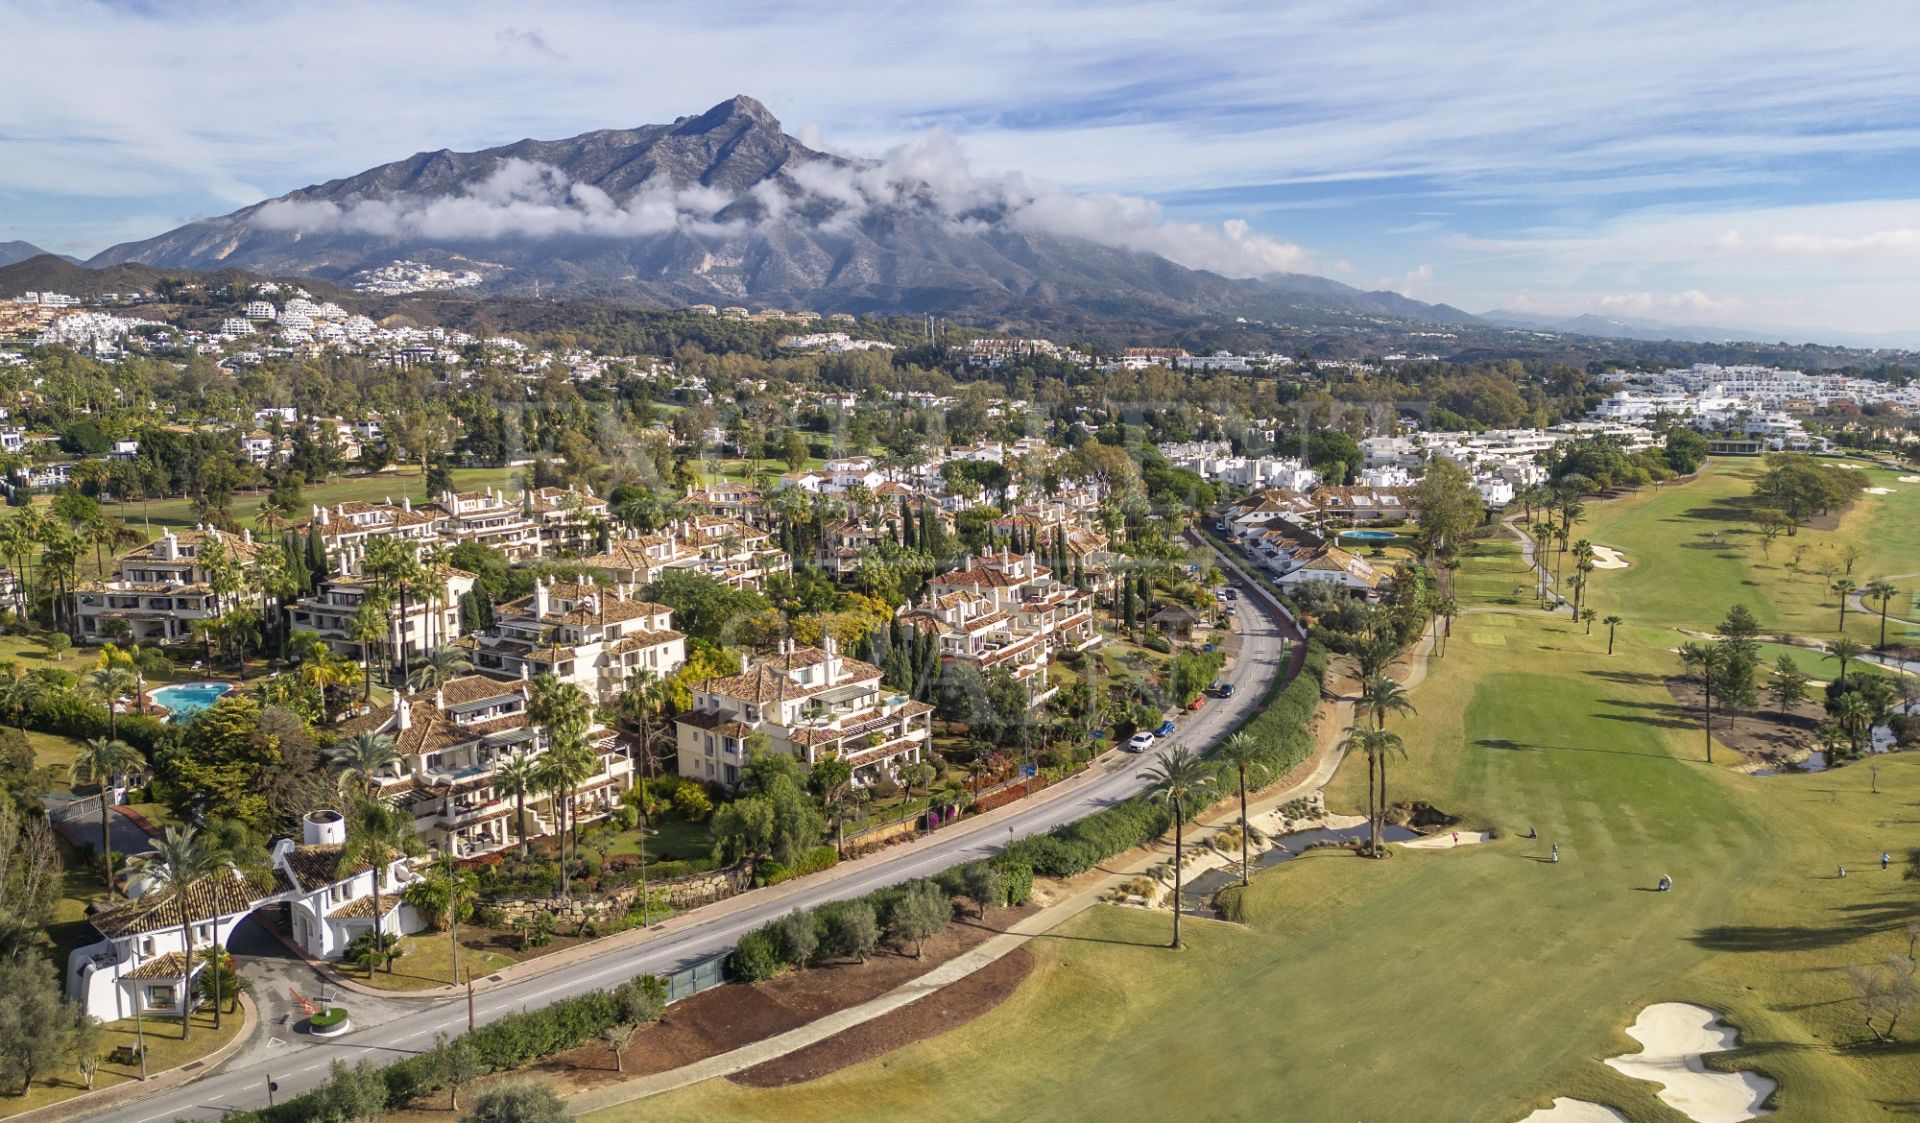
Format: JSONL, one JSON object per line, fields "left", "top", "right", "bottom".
{"left": 306, "top": 524, "right": 330, "bottom": 583}
{"left": 901, "top": 496, "right": 916, "bottom": 549}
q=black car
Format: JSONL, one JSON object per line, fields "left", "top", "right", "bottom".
{"left": 1213, "top": 682, "right": 1236, "bottom": 698}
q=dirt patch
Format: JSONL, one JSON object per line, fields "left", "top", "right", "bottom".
{"left": 1665, "top": 676, "right": 1823, "bottom": 766}
{"left": 531, "top": 906, "right": 1039, "bottom": 1089}
{"left": 729, "top": 946, "right": 1035, "bottom": 1087}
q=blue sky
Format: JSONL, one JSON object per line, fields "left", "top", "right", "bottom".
{"left": 7, "top": 0, "right": 1920, "bottom": 336}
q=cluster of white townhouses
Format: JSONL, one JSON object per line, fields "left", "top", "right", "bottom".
{"left": 1590, "top": 363, "right": 1920, "bottom": 450}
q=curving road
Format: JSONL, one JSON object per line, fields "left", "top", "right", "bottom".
{"left": 99, "top": 555, "right": 1300, "bottom": 1122}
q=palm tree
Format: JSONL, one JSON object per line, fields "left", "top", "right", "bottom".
{"left": 347, "top": 596, "right": 389, "bottom": 699}
{"left": 1824, "top": 637, "right": 1866, "bottom": 682}
{"left": 1679, "top": 641, "right": 1727, "bottom": 763}
{"left": 132, "top": 827, "right": 217, "bottom": 1041}
{"left": 1863, "top": 578, "right": 1898, "bottom": 649}
{"left": 1580, "top": 607, "right": 1597, "bottom": 634}
{"left": 1356, "top": 673, "right": 1416, "bottom": 843}
{"left": 0, "top": 665, "right": 41, "bottom": 731}
{"left": 1602, "top": 614, "right": 1624, "bottom": 655}
{"left": 493, "top": 752, "right": 541, "bottom": 854}
{"left": 420, "top": 857, "right": 480, "bottom": 985}
{"left": 81, "top": 665, "right": 140, "bottom": 740}
{"left": 1142, "top": 745, "right": 1214, "bottom": 950}
{"left": 69, "top": 736, "right": 141, "bottom": 888}
{"left": 1831, "top": 577, "right": 1858, "bottom": 633}
{"left": 537, "top": 727, "right": 596, "bottom": 895}
{"left": 411, "top": 645, "right": 472, "bottom": 691}
{"left": 1340, "top": 726, "right": 1405, "bottom": 858}
{"left": 327, "top": 732, "right": 402, "bottom": 799}
{"left": 1835, "top": 691, "right": 1876, "bottom": 756}
{"left": 337, "top": 800, "right": 424, "bottom": 973}
{"left": 1213, "top": 732, "right": 1262, "bottom": 887}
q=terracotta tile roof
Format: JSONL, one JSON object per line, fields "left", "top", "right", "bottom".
{"left": 91, "top": 867, "right": 281, "bottom": 939}
{"left": 281, "top": 844, "right": 375, "bottom": 892}
{"left": 124, "top": 951, "right": 193, "bottom": 980}
{"left": 327, "top": 893, "right": 396, "bottom": 920}
{"left": 704, "top": 664, "right": 820, "bottom": 704}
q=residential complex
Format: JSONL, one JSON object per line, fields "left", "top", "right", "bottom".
{"left": 676, "top": 638, "right": 931, "bottom": 788}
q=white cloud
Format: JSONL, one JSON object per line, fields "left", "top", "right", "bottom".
{"left": 1716, "top": 227, "right": 1920, "bottom": 259}
{"left": 244, "top": 133, "right": 1311, "bottom": 277}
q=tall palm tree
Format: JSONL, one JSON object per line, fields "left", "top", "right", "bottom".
{"left": 327, "top": 732, "right": 402, "bottom": 799}
{"left": 1679, "top": 641, "right": 1727, "bottom": 763}
{"left": 537, "top": 725, "right": 596, "bottom": 895}
{"left": 70, "top": 736, "right": 141, "bottom": 888}
{"left": 1355, "top": 674, "right": 1416, "bottom": 843}
{"left": 1341, "top": 725, "right": 1406, "bottom": 858}
{"left": 132, "top": 826, "right": 217, "bottom": 1040}
{"left": 411, "top": 645, "right": 472, "bottom": 691}
{"left": 81, "top": 665, "right": 140, "bottom": 740}
{"left": 493, "top": 752, "right": 541, "bottom": 855}
{"left": 347, "top": 596, "right": 389, "bottom": 699}
{"left": 337, "top": 800, "right": 424, "bottom": 973}
{"left": 1863, "top": 578, "right": 1898, "bottom": 649}
{"left": 1824, "top": 637, "right": 1866, "bottom": 683}
{"left": 1831, "top": 577, "right": 1858, "bottom": 633}
{"left": 1142, "top": 745, "right": 1214, "bottom": 950}
{"left": 1213, "top": 732, "right": 1262, "bottom": 887}
{"left": 1603, "top": 614, "right": 1624, "bottom": 655}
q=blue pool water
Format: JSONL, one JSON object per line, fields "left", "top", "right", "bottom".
{"left": 1339, "top": 529, "right": 1397, "bottom": 542}
{"left": 151, "top": 682, "right": 233, "bottom": 721}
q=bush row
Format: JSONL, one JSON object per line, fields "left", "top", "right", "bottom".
{"left": 757, "top": 843, "right": 838, "bottom": 887}
{"left": 726, "top": 857, "right": 1034, "bottom": 981}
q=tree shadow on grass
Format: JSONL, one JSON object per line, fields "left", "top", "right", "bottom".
{"left": 1690, "top": 898, "right": 1920, "bottom": 954}
{"left": 1584, "top": 669, "right": 1666, "bottom": 686}
{"left": 1592, "top": 706, "right": 1699, "bottom": 733}
{"left": 1472, "top": 737, "right": 1682, "bottom": 761}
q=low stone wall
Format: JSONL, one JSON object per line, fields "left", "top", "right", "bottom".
{"left": 484, "top": 864, "right": 750, "bottom": 929}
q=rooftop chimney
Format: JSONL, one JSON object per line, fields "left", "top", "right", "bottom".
{"left": 395, "top": 695, "right": 412, "bottom": 732}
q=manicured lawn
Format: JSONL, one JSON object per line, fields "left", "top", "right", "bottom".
{"left": 1574, "top": 459, "right": 1920, "bottom": 648}
{"left": 597, "top": 814, "right": 713, "bottom": 864}
{"left": 605, "top": 495, "right": 1920, "bottom": 1123}
{"left": 0, "top": 1007, "right": 249, "bottom": 1120}
{"left": 352, "top": 929, "right": 518, "bottom": 993}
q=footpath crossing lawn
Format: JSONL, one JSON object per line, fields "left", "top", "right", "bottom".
{"left": 607, "top": 477, "right": 1919, "bottom": 1123}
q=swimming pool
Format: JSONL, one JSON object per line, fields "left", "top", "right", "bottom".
{"left": 151, "top": 682, "right": 234, "bottom": 721}
{"left": 1339, "top": 529, "right": 1397, "bottom": 543}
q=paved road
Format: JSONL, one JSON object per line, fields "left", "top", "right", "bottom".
{"left": 99, "top": 560, "right": 1299, "bottom": 1122}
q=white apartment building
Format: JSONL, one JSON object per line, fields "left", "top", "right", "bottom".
{"left": 675, "top": 638, "right": 930, "bottom": 789}
{"left": 73, "top": 527, "right": 263, "bottom": 644}
{"left": 462, "top": 579, "right": 685, "bottom": 705}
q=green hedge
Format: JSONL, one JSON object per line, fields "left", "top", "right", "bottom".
{"left": 758, "top": 844, "right": 838, "bottom": 887}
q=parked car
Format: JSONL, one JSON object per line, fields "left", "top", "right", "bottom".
{"left": 1187, "top": 696, "right": 1205, "bottom": 711}
{"left": 1214, "top": 682, "right": 1237, "bottom": 699}
{"left": 1223, "top": 587, "right": 1239, "bottom": 600}
{"left": 1154, "top": 719, "right": 1177, "bottom": 737}
{"left": 1126, "top": 731, "right": 1156, "bottom": 753}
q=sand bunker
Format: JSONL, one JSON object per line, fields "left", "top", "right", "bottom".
{"left": 1516, "top": 1099, "right": 1629, "bottom": 1123}
{"left": 1399, "top": 830, "right": 1491, "bottom": 849}
{"left": 1604, "top": 1003, "right": 1775, "bottom": 1122}
{"left": 1864, "top": 487, "right": 1895, "bottom": 495}
{"left": 1899, "top": 475, "right": 1920, "bottom": 483}
{"left": 1590, "top": 545, "right": 1629, "bottom": 570}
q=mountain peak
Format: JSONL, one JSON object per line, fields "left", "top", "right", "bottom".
{"left": 673, "top": 94, "right": 780, "bottom": 136}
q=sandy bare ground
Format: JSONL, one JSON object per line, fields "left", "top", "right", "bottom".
{"left": 1604, "top": 1002, "right": 1776, "bottom": 1123}
{"left": 1589, "top": 545, "right": 1629, "bottom": 570}
{"left": 1516, "top": 1098, "right": 1631, "bottom": 1123}
{"left": 1398, "top": 829, "right": 1491, "bottom": 850}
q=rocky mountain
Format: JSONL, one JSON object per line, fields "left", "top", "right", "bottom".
{"left": 0, "top": 241, "right": 75, "bottom": 269}
{"left": 89, "top": 96, "right": 1480, "bottom": 330}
